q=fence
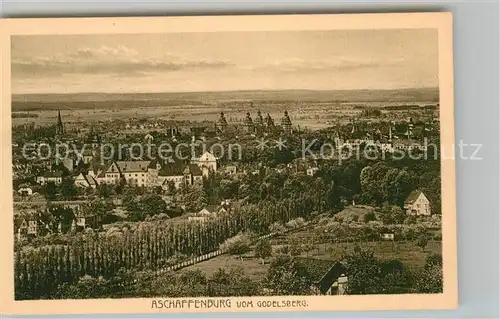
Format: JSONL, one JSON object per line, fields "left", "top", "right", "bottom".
{"left": 151, "top": 225, "right": 303, "bottom": 276}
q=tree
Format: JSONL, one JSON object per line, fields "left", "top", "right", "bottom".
{"left": 264, "top": 255, "right": 313, "bottom": 295}
{"left": 97, "top": 184, "right": 112, "bottom": 198}
{"left": 114, "top": 178, "right": 127, "bottom": 195}
{"left": 404, "top": 215, "right": 417, "bottom": 225}
{"left": 268, "top": 222, "right": 286, "bottom": 234}
{"left": 390, "top": 206, "right": 406, "bottom": 224}
{"left": 415, "top": 233, "right": 429, "bottom": 251}
{"left": 207, "top": 267, "right": 260, "bottom": 296}
{"left": 45, "top": 182, "right": 57, "bottom": 201}
{"left": 425, "top": 253, "right": 442, "bottom": 269}
{"left": 60, "top": 177, "right": 77, "bottom": 201}
{"left": 182, "top": 186, "right": 208, "bottom": 213}
{"left": 217, "top": 179, "right": 239, "bottom": 200}
{"left": 381, "top": 168, "right": 400, "bottom": 204}
{"left": 166, "top": 181, "right": 176, "bottom": 195}
{"left": 254, "top": 239, "right": 272, "bottom": 264}
{"left": 415, "top": 264, "right": 443, "bottom": 293}
{"left": 364, "top": 212, "right": 377, "bottom": 223}
{"left": 176, "top": 270, "right": 209, "bottom": 297}
{"left": 359, "top": 162, "right": 389, "bottom": 206}
{"left": 380, "top": 205, "right": 405, "bottom": 225}
{"left": 152, "top": 186, "right": 163, "bottom": 195}
{"left": 139, "top": 194, "right": 167, "bottom": 217}
{"left": 289, "top": 238, "right": 303, "bottom": 257}
{"left": 343, "top": 246, "right": 382, "bottom": 294}
{"left": 378, "top": 259, "right": 413, "bottom": 294}
{"left": 54, "top": 275, "right": 112, "bottom": 299}
{"left": 391, "top": 169, "right": 415, "bottom": 206}
{"left": 222, "top": 234, "right": 251, "bottom": 261}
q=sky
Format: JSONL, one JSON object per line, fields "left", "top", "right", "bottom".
{"left": 11, "top": 29, "right": 438, "bottom": 94}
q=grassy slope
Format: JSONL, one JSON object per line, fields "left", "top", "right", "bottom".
{"left": 181, "top": 239, "right": 441, "bottom": 282}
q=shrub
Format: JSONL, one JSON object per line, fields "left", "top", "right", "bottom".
{"left": 425, "top": 253, "right": 442, "bottom": 269}
{"left": 221, "top": 234, "right": 251, "bottom": 259}
{"left": 268, "top": 222, "right": 286, "bottom": 234}
{"left": 415, "top": 233, "right": 430, "bottom": 251}
{"left": 254, "top": 239, "right": 273, "bottom": 263}
{"left": 415, "top": 264, "right": 443, "bottom": 293}
{"left": 404, "top": 215, "right": 417, "bottom": 225}
{"left": 364, "top": 212, "right": 377, "bottom": 223}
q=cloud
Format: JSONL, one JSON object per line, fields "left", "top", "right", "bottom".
{"left": 12, "top": 44, "right": 407, "bottom": 85}
{"left": 12, "top": 45, "right": 233, "bottom": 77}
{"left": 242, "top": 56, "right": 405, "bottom": 73}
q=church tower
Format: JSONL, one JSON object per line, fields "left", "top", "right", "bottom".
{"left": 254, "top": 110, "right": 264, "bottom": 133}
{"left": 280, "top": 110, "right": 292, "bottom": 134}
{"left": 243, "top": 112, "right": 254, "bottom": 134}
{"left": 265, "top": 113, "right": 274, "bottom": 128}
{"left": 86, "top": 122, "right": 101, "bottom": 150}
{"left": 216, "top": 112, "right": 228, "bottom": 133}
{"left": 56, "top": 110, "right": 64, "bottom": 136}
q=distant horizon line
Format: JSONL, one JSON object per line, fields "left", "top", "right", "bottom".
{"left": 12, "top": 87, "right": 439, "bottom": 96}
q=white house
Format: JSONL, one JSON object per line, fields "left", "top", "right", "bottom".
{"left": 380, "top": 233, "right": 395, "bottom": 241}
{"left": 18, "top": 185, "right": 33, "bottom": 196}
{"left": 307, "top": 167, "right": 319, "bottom": 177}
{"left": 375, "top": 141, "right": 394, "bottom": 153}
{"left": 96, "top": 160, "right": 160, "bottom": 187}
{"left": 224, "top": 165, "right": 237, "bottom": 175}
{"left": 74, "top": 173, "right": 98, "bottom": 189}
{"left": 198, "top": 205, "right": 228, "bottom": 216}
{"left": 404, "top": 190, "right": 431, "bottom": 216}
{"left": 188, "top": 205, "right": 227, "bottom": 223}
{"left": 393, "top": 140, "right": 426, "bottom": 152}
{"left": 159, "top": 164, "right": 203, "bottom": 190}
{"left": 77, "top": 149, "right": 95, "bottom": 165}
{"left": 192, "top": 152, "right": 217, "bottom": 177}
{"left": 37, "top": 171, "right": 63, "bottom": 185}
{"left": 62, "top": 157, "right": 74, "bottom": 172}
{"left": 144, "top": 133, "right": 154, "bottom": 142}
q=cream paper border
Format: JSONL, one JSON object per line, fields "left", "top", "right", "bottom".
{"left": 0, "top": 13, "right": 457, "bottom": 315}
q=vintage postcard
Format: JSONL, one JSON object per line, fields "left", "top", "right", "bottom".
{"left": 0, "top": 13, "right": 457, "bottom": 315}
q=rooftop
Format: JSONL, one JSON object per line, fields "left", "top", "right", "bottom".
{"left": 404, "top": 190, "right": 423, "bottom": 205}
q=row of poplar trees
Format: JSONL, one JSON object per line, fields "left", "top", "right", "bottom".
{"left": 15, "top": 194, "right": 317, "bottom": 300}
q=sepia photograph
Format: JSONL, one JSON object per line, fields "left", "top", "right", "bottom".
{"left": 0, "top": 13, "right": 456, "bottom": 315}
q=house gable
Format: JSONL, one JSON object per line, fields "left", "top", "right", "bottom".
{"left": 416, "top": 192, "right": 429, "bottom": 205}
{"left": 316, "top": 262, "right": 347, "bottom": 295}
{"left": 404, "top": 190, "right": 431, "bottom": 215}
{"left": 197, "top": 208, "right": 212, "bottom": 216}
{"left": 199, "top": 152, "right": 216, "bottom": 162}
{"left": 106, "top": 162, "right": 121, "bottom": 174}
{"left": 404, "top": 190, "right": 422, "bottom": 206}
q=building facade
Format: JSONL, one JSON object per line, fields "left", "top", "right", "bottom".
{"left": 404, "top": 190, "right": 431, "bottom": 216}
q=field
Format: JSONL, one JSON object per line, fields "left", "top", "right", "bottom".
{"left": 12, "top": 88, "right": 439, "bottom": 106}
{"left": 11, "top": 104, "right": 362, "bottom": 130}
{"left": 181, "top": 254, "right": 270, "bottom": 281}
{"left": 11, "top": 88, "right": 439, "bottom": 129}
{"left": 11, "top": 103, "right": 437, "bottom": 131}
{"left": 285, "top": 240, "right": 441, "bottom": 269}
{"left": 181, "top": 231, "right": 442, "bottom": 282}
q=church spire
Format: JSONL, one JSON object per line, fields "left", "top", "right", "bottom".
{"left": 56, "top": 110, "right": 64, "bottom": 136}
